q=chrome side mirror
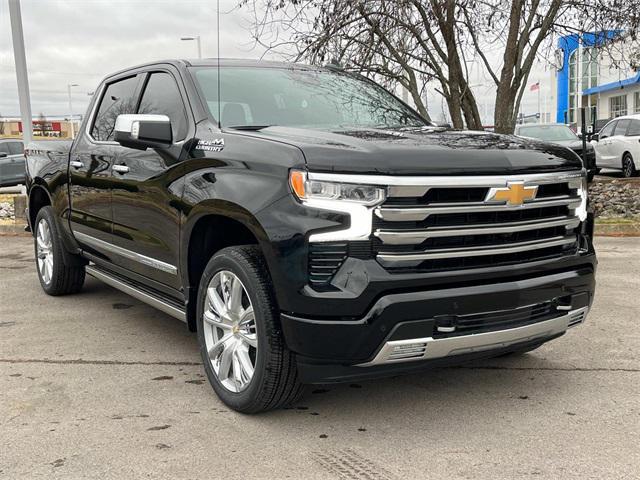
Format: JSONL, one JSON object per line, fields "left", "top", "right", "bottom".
{"left": 114, "top": 114, "right": 172, "bottom": 150}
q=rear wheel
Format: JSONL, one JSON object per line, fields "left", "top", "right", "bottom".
{"left": 34, "top": 206, "right": 85, "bottom": 295}
{"left": 196, "top": 245, "right": 303, "bottom": 413}
{"left": 622, "top": 154, "right": 637, "bottom": 178}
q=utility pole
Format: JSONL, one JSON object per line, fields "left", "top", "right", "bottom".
{"left": 9, "top": 0, "right": 33, "bottom": 144}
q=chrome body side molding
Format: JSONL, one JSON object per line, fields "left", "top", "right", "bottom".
{"left": 357, "top": 307, "right": 589, "bottom": 366}
{"left": 75, "top": 231, "right": 178, "bottom": 275}
{"left": 86, "top": 265, "right": 186, "bottom": 322}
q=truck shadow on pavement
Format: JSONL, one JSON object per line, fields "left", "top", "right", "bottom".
{"left": 79, "top": 278, "right": 579, "bottom": 423}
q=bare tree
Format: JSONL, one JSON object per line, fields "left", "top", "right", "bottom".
{"left": 241, "top": 0, "right": 640, "bottom": 133}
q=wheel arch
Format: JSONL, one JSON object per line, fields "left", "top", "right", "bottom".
{"left": 28, "top": 184, "right": 53, "bottom": 234}
{"left": 181, "top": 200, "right": 274, "bottom": 332}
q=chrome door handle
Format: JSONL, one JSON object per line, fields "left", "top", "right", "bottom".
{"left": 70, "top": 161, "right": 83, "bottom": 169}
{"left": 112, "top": 164, "right": 130, "bottom": 174}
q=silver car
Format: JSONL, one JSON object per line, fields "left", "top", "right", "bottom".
{"left": 0, "top": 139, "right": 26, "bottom": 187}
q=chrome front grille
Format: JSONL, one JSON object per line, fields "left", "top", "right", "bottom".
{"left": 372, "top": 172, "right": 585, "bottom": 271}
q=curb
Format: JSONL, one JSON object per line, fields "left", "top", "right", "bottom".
{"left": 0, "top": 224, "right": 30, "bottom": 237}
{"left": 594, "top": 223, "right": 640, "bottom": 237}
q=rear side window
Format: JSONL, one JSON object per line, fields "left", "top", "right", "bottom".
{"left": 137, "top": 72, "right": 188, "bottom": 141}
{"left": 614, "top": 119, "right": 630, "bottom": 136}
{"left": 0, "top": 143, "right": 10, "bottom": 155}
{"left": 91, "top": 76, "right": 139, "bottom": 141}
{"left": 627, "top": 119, "right": 640, "bottom": 137}
{"left": 599, "top": 121, "right": 616, "bottom": 139}
{"left": 8, "top": 142, "right": 24, "bottom": 155}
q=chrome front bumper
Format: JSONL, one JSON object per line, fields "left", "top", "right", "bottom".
{"left": 357, "top": 307, "right": 588, "bottom": 367}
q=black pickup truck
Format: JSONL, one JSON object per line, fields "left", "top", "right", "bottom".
{"left": 25, "top": 59, "right": 596, "bottom": 413}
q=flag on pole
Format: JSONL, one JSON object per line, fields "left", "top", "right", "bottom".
{"left": 530, "top": 82, "right": 540, "bottom": 92}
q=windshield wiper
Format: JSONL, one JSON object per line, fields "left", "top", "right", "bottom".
{"left": 226, "top": 125, "right": 273, "bottom": 131}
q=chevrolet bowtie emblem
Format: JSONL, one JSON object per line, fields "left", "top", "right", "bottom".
{"left": 486, "top": 182, "right": 537, "bottom": 206}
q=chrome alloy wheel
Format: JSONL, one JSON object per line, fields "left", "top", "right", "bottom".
{"left": 36, "top": 218, "right": 54, "bottom": 285}
{"left": 203, "top": 270, "right": 258, "bottom": 393}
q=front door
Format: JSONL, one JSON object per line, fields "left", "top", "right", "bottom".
{"left": 109, "top": 70, "right": 191, "bottom": 291}
{"left": 595, "top": 120, "right": 617, "bottom": 168}
{"left": 69, "top": 74, "right": 142, "bottom": 259}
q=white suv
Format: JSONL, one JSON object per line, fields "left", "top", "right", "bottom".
{"left": 594, "top": 114, "right": 640, "bottom": 177}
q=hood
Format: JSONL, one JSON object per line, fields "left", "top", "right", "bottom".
{"left": 233, "top": 126, "right": 583, "bottom": 175}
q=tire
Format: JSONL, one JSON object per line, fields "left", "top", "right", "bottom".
{"left": 587, "top": 170, "right": 595, "bottom": 183}
{"left": 196, "top": 245, "right": 303, "bottom": 413}
{"left": 34, "top": 206, "right": 86, "bottom": 296}
{"left": 622, "top": 154, "right": 637, "bottom": 178}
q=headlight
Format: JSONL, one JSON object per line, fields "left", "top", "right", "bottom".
{"left": 289, "top": 170, "right": 385, "bottom": 206}
{"left": 570, "top": 173, "right": 588, "bottom": 222}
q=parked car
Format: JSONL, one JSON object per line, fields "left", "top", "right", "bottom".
{"left": 25, "top": 59, "right": 596, "bottom": 413}
{"left": 593, "top": 114, "right": 640, "bottom": 177}
{"left": 0, "top": 139, "right": 26, "bottom": 187}
{"left": 514, "top": 124, "right": 598, "bottom": 181}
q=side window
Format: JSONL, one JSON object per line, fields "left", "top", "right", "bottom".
{"left": 626, "top": 120, "right": 640, "bottom": 137}
{"left": 137, "top": 72, "right": 188, "bottom": 141}
{"left": 614, "top": 119, "right": 630, "bottom": 136}
{"left": 599, "top": 121, "right": 616, "bottom": 139}
{"left": 0, "top": 143, "right": 10, "bottom": 155}
{"left": 8, "top": 142, "right": 24, "bottom": 155}
{"left": 91, "top": 76, "right": 139, "bottom": 142}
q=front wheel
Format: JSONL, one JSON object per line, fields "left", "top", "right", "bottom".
{"left": 34, "top": 206, "right": 85, "bottom": 295}
{"left": 622, "top": 154, "right": 637, "bottom": 178}
{"left": 196, "top": 245, "right": 303, "bottom": 413}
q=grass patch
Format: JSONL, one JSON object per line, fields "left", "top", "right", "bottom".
{"left": 595, "top": 217, "right": 640, "bottom": 225}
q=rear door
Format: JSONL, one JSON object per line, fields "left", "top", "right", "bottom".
{"left": 109, "top": 68, "right": 191, "bottom": 290}
{"left": 624, "top": 119, "right": 640, "bottom": 167}
{"left": 69, "top": 74, "right": 143, "bottom": 257}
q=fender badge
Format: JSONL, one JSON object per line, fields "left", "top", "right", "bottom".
{"left": 195, "top": 138, "right": 224, "bottom": 152}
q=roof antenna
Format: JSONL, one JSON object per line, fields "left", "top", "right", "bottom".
{"left": 217, "top": 0, "right": 221, "bottom": 129}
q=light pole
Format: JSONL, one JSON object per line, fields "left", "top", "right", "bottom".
{"left": 9, "top": 0, "right": 33, "bottom": 144}
{"left": 67, "top": 83, "right": 79, "bottom": 139}
{"left": 180, "top": 36, "right": 202, "bottom": 59}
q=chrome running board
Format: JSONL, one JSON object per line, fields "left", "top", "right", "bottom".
{"left": 86, "top": 265, "right": 186, "bottom": 322}
{"left": 357, "top": 307, "right": 589, "bottom": 366}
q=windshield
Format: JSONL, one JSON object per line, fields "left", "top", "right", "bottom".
{"left": 517, "top": 125, "right": 578, "bottom": 142}
{"left": 191, "top": 66, "right": 428, "bottom": 130}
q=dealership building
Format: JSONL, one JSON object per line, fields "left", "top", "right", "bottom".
{"left": 550, "top": 31, "right": 640, "bottom": 128}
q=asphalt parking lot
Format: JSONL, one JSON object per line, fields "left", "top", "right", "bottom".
{"left": 1, "top": 235, "right": 639, "bottom": 479}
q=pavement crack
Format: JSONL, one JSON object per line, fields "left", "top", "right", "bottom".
{"left": 0, "top": 358, "right": 201, "bottom": 366}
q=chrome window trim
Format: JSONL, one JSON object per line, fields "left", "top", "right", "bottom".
{"left": 75, "top": 232, "right": 177, "bottom": 275}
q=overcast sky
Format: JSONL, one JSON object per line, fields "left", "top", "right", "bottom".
{"left": 0, "top": 0, "right": 549, "bottom": 124}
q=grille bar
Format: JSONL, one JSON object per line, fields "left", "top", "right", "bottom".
{"left": 375, "top": 195, "right": 581, "bottom": 222}
{"left": 377, "top": 236, "right": 577, "bottom": 267}
{"left": 375, "top": 216, "right": 580, "bottom": 245}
